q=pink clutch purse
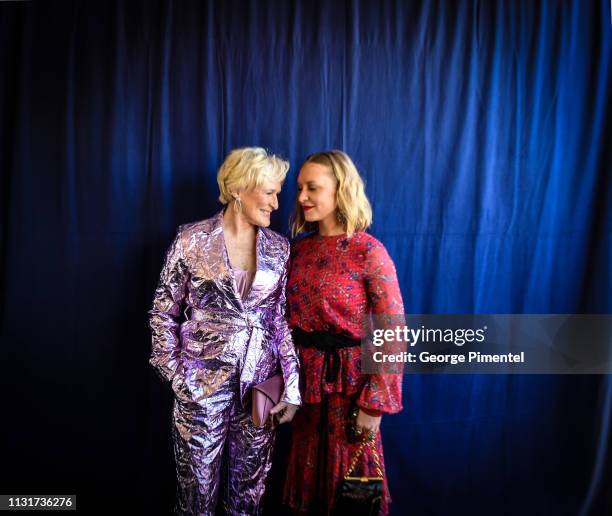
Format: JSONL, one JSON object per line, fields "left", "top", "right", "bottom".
{"left": 252, "top": 374, "right": 284, "bottom": 427}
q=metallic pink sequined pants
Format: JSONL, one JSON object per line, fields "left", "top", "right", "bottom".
{"left": 172, "top": 379, "right": 275, "bottom": 515}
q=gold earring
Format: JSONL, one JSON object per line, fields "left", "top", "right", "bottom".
{"left": 233, "top": 197, "right": 242, "bottom": 213}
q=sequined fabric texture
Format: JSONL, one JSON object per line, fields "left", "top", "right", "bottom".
{"left": 149, "top": 210, "right": 301, "bottom": 515}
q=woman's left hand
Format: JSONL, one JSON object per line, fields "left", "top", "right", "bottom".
{"left": 269, "top": 401, "right": 299, "bottom": 426}
{"left": 356, "top": 409, "right": 382, "bottom": 437}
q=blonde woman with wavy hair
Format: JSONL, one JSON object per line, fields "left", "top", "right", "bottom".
{"left": 283, "top": 150, "right": 404, "bottom": 515}
{"left": 150, "top": 147, "right": 301, "bottom": 515}
{"left": 290, "top": 151, "right": 372, "bottom": 237}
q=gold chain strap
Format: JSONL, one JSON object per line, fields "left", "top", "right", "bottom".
{"left": 344, "top": 434, "right": 384, "bottom": 479}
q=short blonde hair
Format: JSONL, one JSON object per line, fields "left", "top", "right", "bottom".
{"left": 290, "top": 150, "right": 373, "bottom": 237}
{"left": 217, "top": 147, "right": 290, "bottom": 204}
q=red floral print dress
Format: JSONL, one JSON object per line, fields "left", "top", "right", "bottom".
{"left": 283, "top": 232, "right": 404, "bottom": 515}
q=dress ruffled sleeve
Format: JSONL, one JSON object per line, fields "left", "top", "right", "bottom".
{"left": 357, "top": 240, "right": 404, "bottom": 414}
{"left": 149, "top": 229, "right": 189, "bottom": 383}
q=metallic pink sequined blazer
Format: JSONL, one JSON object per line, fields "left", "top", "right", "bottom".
{"left": 149, "top": 210, "right": 301, "bottom": 407}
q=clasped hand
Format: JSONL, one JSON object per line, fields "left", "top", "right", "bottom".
{"left": 269, "top": 401, "right": 299, "bottom": 426}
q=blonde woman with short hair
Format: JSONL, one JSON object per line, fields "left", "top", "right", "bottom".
{"left": 283, "top": 151, "right": 404, "bottom": 515}
{"left": 149, "top": 147, "right": 301, "bottom": 515}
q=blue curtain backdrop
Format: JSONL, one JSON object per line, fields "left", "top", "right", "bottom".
{"left": 1, "top": 1, "right": 611, "bottom": 514}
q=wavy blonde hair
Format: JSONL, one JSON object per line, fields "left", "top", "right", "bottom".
{"left": 290, "top": 150, "right": 372, "bottom": 237}
{"left": 217, "top": 147, "right": 289, "bottom": 204}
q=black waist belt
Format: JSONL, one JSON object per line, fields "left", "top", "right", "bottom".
{"left": 292, "top": 327, "right": 361, "bottom": 383}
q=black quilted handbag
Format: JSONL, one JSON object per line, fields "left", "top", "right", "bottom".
{"left": 333, "top": 433, "right": 383, "bottom": 516}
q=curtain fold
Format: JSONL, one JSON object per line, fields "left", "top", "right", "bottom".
{"left": 0, "top": 1, "right": 610, "bottom": 513}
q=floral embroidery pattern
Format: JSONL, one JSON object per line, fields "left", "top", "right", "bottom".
{"left": 284, "top": 232, "right": 405, "bottom": 515}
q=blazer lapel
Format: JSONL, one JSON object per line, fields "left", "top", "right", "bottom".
{"left": 244, "top": 226, "right": 267, "bottom": 308}
{"left": 209, "top": 210, "right": 245, "bottom": 311}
